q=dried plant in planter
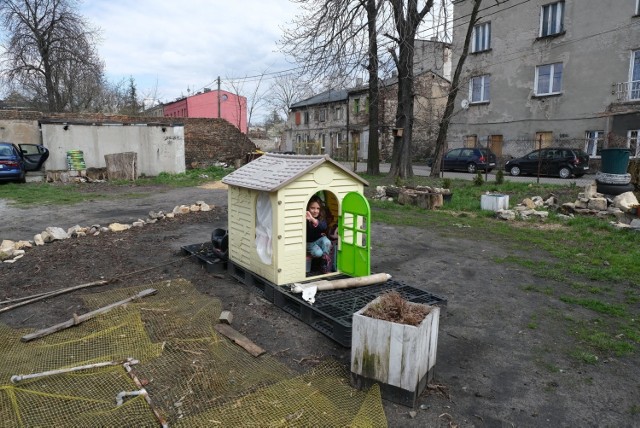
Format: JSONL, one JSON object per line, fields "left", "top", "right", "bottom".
{"left": 362, "top": 291, "right": 431, "bottom": 326}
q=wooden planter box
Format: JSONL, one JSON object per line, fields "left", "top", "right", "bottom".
{"left": 350, "top": 297, "right": 440, "bottom": 407}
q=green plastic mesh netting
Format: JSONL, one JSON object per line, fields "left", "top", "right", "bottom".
{"left": 0, "top": 279, "right": 386, "bottom": 427}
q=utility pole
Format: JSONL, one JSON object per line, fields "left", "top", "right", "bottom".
{"left": 217, "top": 76, "right": 221, "bottom": 118}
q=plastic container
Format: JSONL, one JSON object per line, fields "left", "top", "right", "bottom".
{"left": 481, "top": 194, "right": 509, "bottom": 211}
{"left": 600, "top": 148, "right": 630, "bottom": 175}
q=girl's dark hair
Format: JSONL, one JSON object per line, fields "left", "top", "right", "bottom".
{"left": 307, "top": 195, "right": 326, "bottom": 221}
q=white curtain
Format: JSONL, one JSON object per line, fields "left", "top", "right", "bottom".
{"left": 255, "top": 192, "right": 273, "bottom": 265}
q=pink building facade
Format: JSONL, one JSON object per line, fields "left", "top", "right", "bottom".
{"left": 163, "top": 89, "right": 248, "bottom": 133}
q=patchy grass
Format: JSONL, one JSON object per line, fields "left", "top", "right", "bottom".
{"left": 0, "top": 182, "right": 109, "bottom": 206}
{"left": 363, "top": 172, "right": 640, "bottom": 360}
{"left": 0, "top": 166, "right": 233, "bottom": 206}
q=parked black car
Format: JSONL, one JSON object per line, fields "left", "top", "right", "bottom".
{"left": 504, "top": 147, "right": 589, "bottom": 179}
{"left": 441, "top": 148, "right": 497, "bottom": 173}
{"left": 0, "top": 142, "right": 49, "bottom": 183}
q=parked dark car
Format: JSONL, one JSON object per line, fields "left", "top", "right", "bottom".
{"left": 504, "top": 147, "right": 589, "bottom": 179}
{"left": 0, "top": 142, "right": 49, "bottom": 183}
{"left": 441, "top": 148, "right": 497, "bottom": 173}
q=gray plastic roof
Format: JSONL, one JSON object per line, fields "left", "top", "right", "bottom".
{"left": 221, "top": 153, "right": 368, "bottom": 192}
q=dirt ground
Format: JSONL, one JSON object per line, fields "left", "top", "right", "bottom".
{"left": 1, "top": 182, "right": 638, "bottom": 427}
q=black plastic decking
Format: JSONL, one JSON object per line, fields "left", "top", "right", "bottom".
{"left": 184, "top": 243, "right": 447, "bottom": 347}
{"left": 181, "top": 242, "right": 227, "bottom": 273}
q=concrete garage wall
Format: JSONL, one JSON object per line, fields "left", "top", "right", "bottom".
{"left": 0, "top": 111, "right": 41, "bottom": 145}
{"left": 41, "top": 122, "right": 185, "bottom": 176}
{"left": 0, "top": 110, "right": 255, "bottom": 171}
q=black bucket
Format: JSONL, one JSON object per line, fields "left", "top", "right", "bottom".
{"left": 211, "top": 228, "right": 229, "bottom": 259}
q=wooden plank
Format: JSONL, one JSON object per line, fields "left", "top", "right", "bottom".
{"left": 21, "top": 288, "right": 157, "bottom": 342}
{"left": 214, "top": 323, "right": 265, "bottom": 357}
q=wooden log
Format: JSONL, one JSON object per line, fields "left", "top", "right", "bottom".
{"left": 21, "top": 288, "right": 157, "bottom": 342}
{"left": 214, "top": 323, "right": 265, "bottom": 357}
{"left": 292, "top": 273, "right": 391, "bottom": 293}
{"left": 0, "top": 280, "right": 110, "bottom": 315}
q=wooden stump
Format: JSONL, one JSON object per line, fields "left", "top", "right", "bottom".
{"left": 397, "top": 188, "right": 443, "bottom": 209}
{"left": 105, "top": 152, "right": 137, "bottom": 181}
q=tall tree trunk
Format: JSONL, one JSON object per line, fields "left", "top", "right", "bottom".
{"left": 430, "top": 0, "right": 483, "bottom": 177}
{"left": 388, "top": 0, "right": 434, "bottom": 179}
{"left": 365, "top": 0, "right": 380, "bottom": 175}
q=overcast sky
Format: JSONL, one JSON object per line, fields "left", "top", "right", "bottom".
{"left": 81, "top": 0, "right": 300, "bottom": 120}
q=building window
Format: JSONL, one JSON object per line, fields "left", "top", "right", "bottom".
{"left": 535, "top": 63, "right": 563, "bottom": 96}
{"left": 472, "top": 22, "right": 491, "bottom": 53}
{"left": 539, "top": 1, "right": 564, "bottom": 37}
{"left": 585, "top": 130, "right": 604, "bottom": 157}
{"left": 321, "top": 134, "right": 326, "bottom": 151}
{"left": 629, "top": 130, "right": 640, "bottom": 157}
{"left": 469, "top": 75, "right": 490, "bottom": 103}
{"left": 319, "top": 109, "right": 326, "bottom": 122}
{"left": 636, "top": 0, "right": 640, "bottom": 15}
{"left": 333, "top": 107, "right": 343, "bottom": 120}
{"left": 303, "top": 111, "right": 310, "bottom": 124}
{"left": 630, "top": 50, "right": 640, "bottom": 100}
{"left": 336, "top": 133, "right": 342, "bottom": 148}
{"left": 295, "top": 111, "right": 301, "bottom": 125}
{"left": 353, "top": 98, "right": 360, "bottom": 114}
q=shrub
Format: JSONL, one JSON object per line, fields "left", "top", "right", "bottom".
{"left": 495, "top": 169, "right": 504, "bottom": 185}
{"left": 473, "top": 171, "right": 484, "bottom": 186}
{"left": 442, "top": 178, "right": 452, "bottom": 189}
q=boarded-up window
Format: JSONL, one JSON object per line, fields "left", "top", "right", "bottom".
{"left": 295, "top": 111, "right": 301, "bottom": 125}
{"left": 464, "top": 135, "right": 477, "bottom": 148}
{"left": 535, "top": 131, "right": 553, "bottom": 148}
{"left": 489, "top": 135, "right": 503, "bottom": 156}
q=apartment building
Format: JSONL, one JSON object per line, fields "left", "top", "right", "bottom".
{"left": 448, "top": 0, "right": 640, "bottom": 160}
{"left": 284, "top": 39, "right": 451, "bottom": 161}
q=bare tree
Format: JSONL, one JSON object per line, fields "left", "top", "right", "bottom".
{"left": 225, "top": 72, "right": 268, "bottom": 130}
{"left": 266, "top": 73, "right": 314, "bottom": 120}
{"left": 386, "top": 0, "right": 435, "bottom": 179}
{"left": 281, "top": 0, "right": 390, "bottom": 174}
{"left": 430, "top": 0, "right": 483, "bottom": 177}
{"left": 0, "top": 0, "right": 103, "bottom": 112}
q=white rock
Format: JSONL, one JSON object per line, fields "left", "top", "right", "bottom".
{"left": 178, "top": 205, "right": 191, "bottom": 214}
{"left": 100, "top": 227, "right": 110, "bottom": 233}
{"left": 172, "top": 205, "right": 181, "bottom": 214}
{"left": 108, "top": 223, "right": 131, "bottom": 232}
{"left": 34, "top": 234, "right": 45, "bottom": 246}
{"left": 132, "top": 221, "right": 145, "bottom": 227}
{"left": 44, "top": 227, "right": 69, "bottom": 241}
{"left": 631, "top": 219, "right": 640, "bottom": 229}
{"left": 531, "top": 196, "right": 544, "bottom": 207}
{"left": 3, "top": 258, "right": 17, "bottom": 264}
{"left": 0, "top": 240, "right": 15, "bottom": 252}
{"left": 530, "top": 211, "right": 549, "bottom": 219}
{"left": 67, "top": 225, "right": 84, "bottom": 235}
{"left": 587, "top": 198, "right": 607, "bottom": 211}
{"left": 613, "top": 192, "right": 639, "bottom": 212}
{"left": 15, "top": 240, "right": 32, "bottom": 250}
{"left": 199, "top": 203, "right": 212, "bottom": 212}
{"left": 189, "top": 204, "right": 200, "bottom": 212}
{"left": 145, "top": 218, "right": 158, "bottom": 224}
{"left": 195, "top": 200, "right": 206, "bottom": 206}
{"left": 496, "top": 209, "right": 516, "bottom": 220}
{"left": 166, "top": 213, "right": 175, "bottom": 218}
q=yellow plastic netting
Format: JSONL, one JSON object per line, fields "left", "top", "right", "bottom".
{"left": 0, "top": 279, "right": 387, "bottom": 427}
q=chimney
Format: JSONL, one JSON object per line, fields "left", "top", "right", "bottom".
{"left": 204, "top": 88, "right": 211, "bottom": 92}
{"left": 356, "top": 77, "right": 363, "bottom": 86}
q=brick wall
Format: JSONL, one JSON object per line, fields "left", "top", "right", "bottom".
{"left": 0, "top": 110, "right": 256, "bottom": 168}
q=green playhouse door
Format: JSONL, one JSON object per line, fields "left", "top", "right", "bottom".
{"left": 337, "top": 191, "right": 371, "bottom": 277}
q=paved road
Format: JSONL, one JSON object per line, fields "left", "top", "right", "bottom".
{"left": 343, "top": 162, "right": 595, "bottom": 186}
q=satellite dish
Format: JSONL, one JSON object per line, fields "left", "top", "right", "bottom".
{"left": 461, "top": 99, "right": 469, "bottom": 110}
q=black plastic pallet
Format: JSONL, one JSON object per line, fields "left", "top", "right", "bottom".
{"left": 273, "top": 280, "right": 447, "bottom": 347}
{"left": 181, "top": 242, "right": 227, "bottom": 273}
{"left": 227, "top": 259, "right": 276, "bottom": 303}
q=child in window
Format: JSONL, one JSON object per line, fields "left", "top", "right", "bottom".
{"left": 306, "top": 195, "right": 332, "bottom": 272}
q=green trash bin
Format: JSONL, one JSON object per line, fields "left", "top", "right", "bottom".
{"left": 600, "top": 148, "right": 630, "bottom": 174}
